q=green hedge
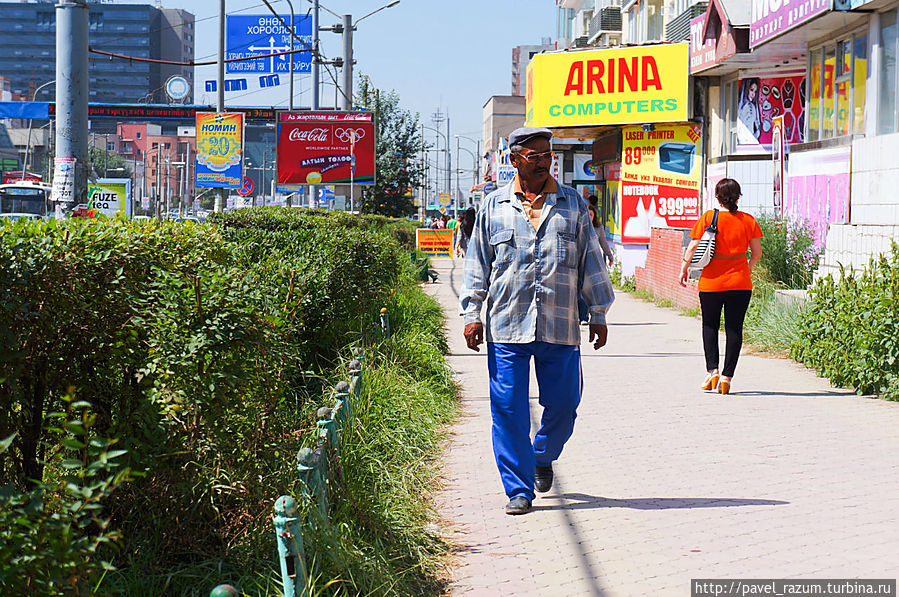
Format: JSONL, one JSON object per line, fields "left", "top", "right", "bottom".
{"left": 0, "top": 209, "right": 426, "bottom": 593}
{"left": 792, "top": 244, "right": 899, "bottom": 400}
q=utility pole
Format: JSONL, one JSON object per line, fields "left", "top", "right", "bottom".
{"left": 55, "top": 0, "right": 89, "bottom": 213}
{"left": 341, "top": 14, "right": 352, "bottom": 110}
{"left": 309, "top": 0, "right": 320, "bottom": 208}
{"left": 262, "top": 149, "right": 267, "bottom": 207}
{"left": 155, "top": 152, "right": 161, "bottom": 217}
{"left": 312, "top": 0, "right": 320, "bottom": 110}
{"left": 215, "top": 0, "right": 225, "bottom": 213}
{"left": 446, "top": 113, "right": 452, "bottom": 218}
{"left": 455, "top": 135, "right": 460, "bottom": 221}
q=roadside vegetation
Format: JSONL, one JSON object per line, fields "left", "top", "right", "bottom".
{"left": 0, "top": 208, "right": 456, "bottom": 595}
{"left": 792, "top": 243, "right": 899, "bottom": 401}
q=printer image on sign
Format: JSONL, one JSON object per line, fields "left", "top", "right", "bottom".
{"left": 658, "top": 143, "right": 695, "bottom": 175}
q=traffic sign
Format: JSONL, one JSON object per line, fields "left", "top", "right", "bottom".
{"left": 237, "top": 177, "right": 254, "bottom": 196}
{"left": 226, "top": 15, "right": 313, "bottom": 75}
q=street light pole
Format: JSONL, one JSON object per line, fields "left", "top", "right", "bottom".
{"left": 55, "top": 0, "right": 89, "bottom": 213}
{"left": 285, "top": 0, "right": 295, "bottom": 110}
{"left": 454, "top": 135, "right": 460, "bottom": 221}
{"left": 215, "top": 0, "right": 225, "bottom": 213}
{"left": 341, "top": 14, "right": 352, "bottom": 110}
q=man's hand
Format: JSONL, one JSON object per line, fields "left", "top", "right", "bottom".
{"left": 589, "top": 323, "right": 608, "bottom": 350}
{"left": 464, "top": 322, "right": 484, "bottom": 352}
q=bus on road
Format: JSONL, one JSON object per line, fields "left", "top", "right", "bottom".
{"left": 0, "top": 181, "right": 52, "bottom": 220}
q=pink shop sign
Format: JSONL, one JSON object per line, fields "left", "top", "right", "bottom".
{"left": 750, "top": 0, "right": 831, "bottom": 48}
{"left": 785, "top": 146, "right": 850, "bottom": 246}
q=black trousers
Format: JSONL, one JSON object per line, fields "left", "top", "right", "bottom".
{"left": 699, "top": 290, "right": 752, "bottom": 378}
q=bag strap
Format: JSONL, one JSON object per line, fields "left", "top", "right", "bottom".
{"left": 706, "top": 209, "right": 719, "bottom": 233}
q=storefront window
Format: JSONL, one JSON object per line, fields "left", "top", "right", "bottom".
{"left": 723, "top": 80, "right": 738, "bottom": 153}
{"left": 822, "top": 46, "right": 836, "bottom": 137}
{"left": 808, "top": 32, "right": 868, "bottom": 139}
{"left": 836, "top": 40, "right": 852, "bottom": 136}
{"left": 879, "top": 10, "right": 897, "bottom": 135}
{"left": 808, "top": 49, "right": 822, "bottom": 141}
{"left": 853, "top": 34, "right": 867, "bottom": 135}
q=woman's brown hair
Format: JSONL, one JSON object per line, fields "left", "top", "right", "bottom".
{"left": 715, "top": 178, "right": 741, "bottom": 214}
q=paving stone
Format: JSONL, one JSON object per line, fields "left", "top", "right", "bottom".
{"left": 425, "top": 259, "right": 899, "bottom": 596}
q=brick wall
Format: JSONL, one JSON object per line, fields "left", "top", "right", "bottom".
{"left": 634, "top": 227, "right": 699, "bottom": 310}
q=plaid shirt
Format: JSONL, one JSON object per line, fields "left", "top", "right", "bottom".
{"left": 460, "top": 177, "right": 614, "bottom": 345}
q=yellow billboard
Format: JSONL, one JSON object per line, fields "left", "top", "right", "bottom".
{"left": 416, "top": 229, "right": 454, "bottom": 258}
{"left": 526, "top": 44, "right": 690, "bottom": 128}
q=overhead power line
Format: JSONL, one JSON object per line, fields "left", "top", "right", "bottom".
{"left": 89, "top": 46, "right": 311, "bottom": 67}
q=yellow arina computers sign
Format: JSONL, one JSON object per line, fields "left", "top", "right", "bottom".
{"left": 526, "top": 44, "right": 690, "bottom": 127}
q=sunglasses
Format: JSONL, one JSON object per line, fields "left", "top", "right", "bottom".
{"left": 516, "top": 150, "right": 553, "bottom": 163}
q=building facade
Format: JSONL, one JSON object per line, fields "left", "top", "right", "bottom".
{"left": 0, "top": 1, "right": 194, "bottom": 104}
{"left": 512, "top": 41, "right": 555, "bottom": 95}
{"left": 541, "top": 0, "right": 899, "bottom": 289}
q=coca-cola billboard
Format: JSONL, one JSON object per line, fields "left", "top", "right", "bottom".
{"left": 277, "top": 111, "right": 375, "bottom": 185}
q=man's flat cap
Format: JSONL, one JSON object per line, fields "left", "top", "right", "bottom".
{"left": 508, "top": 127, "right": 553, "bottom": 148}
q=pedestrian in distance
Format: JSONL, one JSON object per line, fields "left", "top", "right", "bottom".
{"left": 460, "top": 126, "right": 615, "bottom": 515}
{"left": 455, "top": 206, "right": 476, "bottom": 258}
{"left": 586, "top": 195, "right": 614, "bottom": 266}
{"left": 680, "top": 178, "right": 763, "bottom": 395}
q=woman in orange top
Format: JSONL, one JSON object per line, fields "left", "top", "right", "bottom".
{"left": 679, "top": 178, "right": 763, "bottom": 394}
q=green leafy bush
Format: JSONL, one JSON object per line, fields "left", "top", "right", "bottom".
{"left": 608, "top": 261, "right": 635, "bottom": 291}
{"left": 755, "top": 214, "right": 822, "bottom": 288}
{"left": 0, "top": 395, "right": 131, "bottom": 596}
{"left": 792, "top": 244, "right": 899, "bottom": 397}
{"left": 0, "top": 208, "right": 453, "bottom": 594}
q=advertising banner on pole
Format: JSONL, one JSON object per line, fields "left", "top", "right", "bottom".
{"left": 195, "top": 112, "right": 243, "bottom": 189}
{"left": 619, "top": 123, "right": 702, "bottom": 244}
{"left": 87, "top": 178, "right": 132, "bottom": 218}
{"left": 225, "top": 14, "right": 313, "bottom": 74}
{"left": 416, "top": 228, "right": 454, "bottom": 258}
{"left": 771, "top": 115, "right": 785, "bottom": 217}
{"left": 276, "top": 111, "right": 375, "bottom": 185}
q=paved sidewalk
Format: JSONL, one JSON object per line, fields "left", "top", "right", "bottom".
{"left": 426, "top": 257, "right": 899, "bottom": 597}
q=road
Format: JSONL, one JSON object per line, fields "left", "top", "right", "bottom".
{"left": 426, "top": 257, "right": 899, "bottom": 597}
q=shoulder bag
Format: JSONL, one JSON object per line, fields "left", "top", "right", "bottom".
{"left": 690, "top": 209, "right": 719, "bottom": 268}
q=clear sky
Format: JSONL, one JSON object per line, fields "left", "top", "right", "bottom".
{"left": 186, "top": 0, "right": 557, "bottom": 149}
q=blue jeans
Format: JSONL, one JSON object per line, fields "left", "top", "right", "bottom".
{"left": 487, "top": 341, "right": 582, "bottom": 500}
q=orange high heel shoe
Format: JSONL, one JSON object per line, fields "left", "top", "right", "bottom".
{"left": 718, "top": 377, "right": 731, "bottom": 394}
{"left": 701, "top": 370, "right": 720, "bottom": 391}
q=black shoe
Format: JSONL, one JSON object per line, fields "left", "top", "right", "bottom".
{"left": 505, "top": 496, "right": 532, "bottom": 515}
{"left": 535, "top": 464, "right": 554, "bottom": 493}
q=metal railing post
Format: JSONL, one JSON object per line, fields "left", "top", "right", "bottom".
{"left": 273, "top": 495, "right": 307, "bottom": 597}
{"left": 379, "top": 307, "right": 391, "bottom": 335}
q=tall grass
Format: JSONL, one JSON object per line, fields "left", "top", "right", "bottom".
{"left": 299, "top": 277, "right": 457, "bottom": 596}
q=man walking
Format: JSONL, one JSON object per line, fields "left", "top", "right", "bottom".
{"left": 460, "top": 127, "right": 614, "bottom": 515}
